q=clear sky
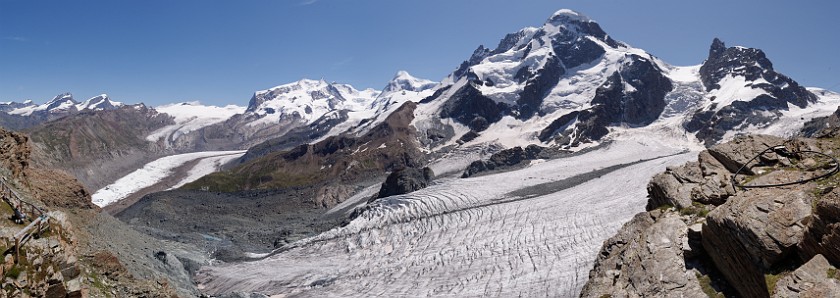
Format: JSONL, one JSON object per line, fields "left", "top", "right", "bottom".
{"left": 2, "top": 0, "right": 839, "bottom": 107}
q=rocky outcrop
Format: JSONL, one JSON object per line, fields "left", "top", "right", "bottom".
{"left": 705, "top": 134, "right": 786, "bottom": 173}
{"left": 377, "top": 167, "right": 435, "bottom": 199}
{"left": 773, "top": 254, "right": 840, "bottom": 297}
{"left": 587, "top": 134, "right": 840, "bottom": 298}
{"left": 462, "top": 145, "right": 554, "bottom": 178}
{"left": 0, "top": 211, "right": 85, "bottom": 298}
{"left": 0, "top": 128, "right": 31, "bottom": 179}
{"left": 799, "top": 188, "right": 840, "bottom": 265}
{"left": 581, "top": 211, "right": 707, "bottom": 297}
{"left": 702, "top": 187, "right": 813, "bottom": 297}
{"left": 646, "top": 135, "right": 789, "bottom": 210}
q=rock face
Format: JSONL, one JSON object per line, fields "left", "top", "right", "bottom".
{"left": 580, "top": 212, "right": 707, "bottom": 297}
{"left": 0, "top": 127, "right": 31, "bottom": 179}
{"left": 314, "top": 184, "right": 358, "bottom": 208}
{"left": 377, "top": 167, "right": 435, "bottom": 199}
{"left": 686, "top": 38, "right": 818, "bottom": 145}
{"left": 590, "top": 55, "right": 672, "bottom": 125}
{"left": 537, "top": 54, "right": 672, "bottom": 145}
{"left": 773, "top": 254, "right": 840, "bottom": 297}
{"left": 438, "top": 83, "right": 507, "bottom": 132}
{"left": 799, "top": 188, "right": 840, "bottom": 265}
{"left": 702, "top": 187, "right": 813, "bottom": 297}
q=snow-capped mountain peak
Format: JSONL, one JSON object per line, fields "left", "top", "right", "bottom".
{"left": 5, "top": 92, "right": 128, "bottom": 116}
{"left": 0, "top": 99, "right": 37, "bottom": 113}
{"left": 76, "top": 94, "right": 124, "bottom": 111}
{"left": 43, "top": 93, "right": 79, "bottom": 111}
{"left": 245, "top": 78, "right": 381, "bottom": 127}
{"left": 547, "top": 8, "right": 591, "bottom": 24}
{"left": 382, "top": 71, "right": 437, "bottom": 94}
{"left": 8, "top": 93, "right": 79, "bottom": 116}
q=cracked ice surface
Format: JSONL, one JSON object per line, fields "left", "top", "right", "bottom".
{"left": 196, "top": 139, "right": 696, "bottom": 297}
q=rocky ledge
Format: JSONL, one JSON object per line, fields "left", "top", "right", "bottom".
{"left": 582, "top": 134, "right": 840, "bottom": 298}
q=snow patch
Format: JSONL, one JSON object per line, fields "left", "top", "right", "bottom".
{"left": 91, "top": 150, "right": 246, "bottom": 207}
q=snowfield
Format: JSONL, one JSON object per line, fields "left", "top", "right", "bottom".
{"left": 147, "top": 102, "right": 246, "bottom": 146}
{"left": 195, "top": 137, "right": 696, "bottom": 297}
{"left": 91, "top": 151, "right": 245, "bottom": 207}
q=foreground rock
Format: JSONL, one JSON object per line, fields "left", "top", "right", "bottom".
{"left": 580, "top": 211, "right": 706, "bottom": 297}
{"left": 773, "top": 254, "right": 840, "bottom": 297}
{"left": 585, "top": 134, "right": 840, "bottom": 298}
{"left": 799, "top": 188, "right": 840, "bottom": 265}
{"left": 0, "top": 127, "right": 196, "bottom": 296}
{"left": 703, "top": 187, "right": 813, "bottom": 297}
{"left": 646, "top": 135, "right": 791, "bottom": 211}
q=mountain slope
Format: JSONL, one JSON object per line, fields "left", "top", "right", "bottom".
{"left": 28, "top": 105, "right": 175, "bottom": 191}
{"left": 184, "top": 101, "right": 422, "bottom": 193}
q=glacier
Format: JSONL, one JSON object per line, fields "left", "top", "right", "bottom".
{"left": 194, "top": 135, "right": 695, "bottom": 297}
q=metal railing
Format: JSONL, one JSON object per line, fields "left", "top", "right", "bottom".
{"left": 1, "top": 177, "right": 52, "bottom": 263}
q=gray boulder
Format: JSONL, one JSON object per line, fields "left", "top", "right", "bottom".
{"left": 646, "top": 150, "right": 735, "bottom": 210}
{"left": 707, "top": 134, "right": 786, "bottom": 174}
{"left": 773, "top": 254, "right": 840, "bottom": 297}
{"left": 702, "top": 187, "right": 813, "bottom": 298}
{"left": 581, "top": 212, "right": 707, "bottom": 298}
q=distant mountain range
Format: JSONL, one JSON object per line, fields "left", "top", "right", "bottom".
{"left": 4, "top": 8, "right": 839, "bottom": 193}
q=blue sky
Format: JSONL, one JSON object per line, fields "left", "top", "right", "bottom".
{"left": 2, "top": 0, "right": 839, "bottom": 106}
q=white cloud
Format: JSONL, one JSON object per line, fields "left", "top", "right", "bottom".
{"left": 3, "top": 36, "right": 28, "bottom": 42}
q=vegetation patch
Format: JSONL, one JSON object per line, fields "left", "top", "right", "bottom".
{"left": 764, "top": 272, "right": 788, "bottom": 295}
{"left": 5, "top": 264, "right": 21, "bottom": 279}
{"left": 680, "top": 202, "right": 710, "bottom": 218}
{"left": 696, "top": 272, "right": 724, "bottom": 298}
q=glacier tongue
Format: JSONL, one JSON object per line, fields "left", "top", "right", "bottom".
{"left": 195, "top": 138, "right": 695, "bottom": 297}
